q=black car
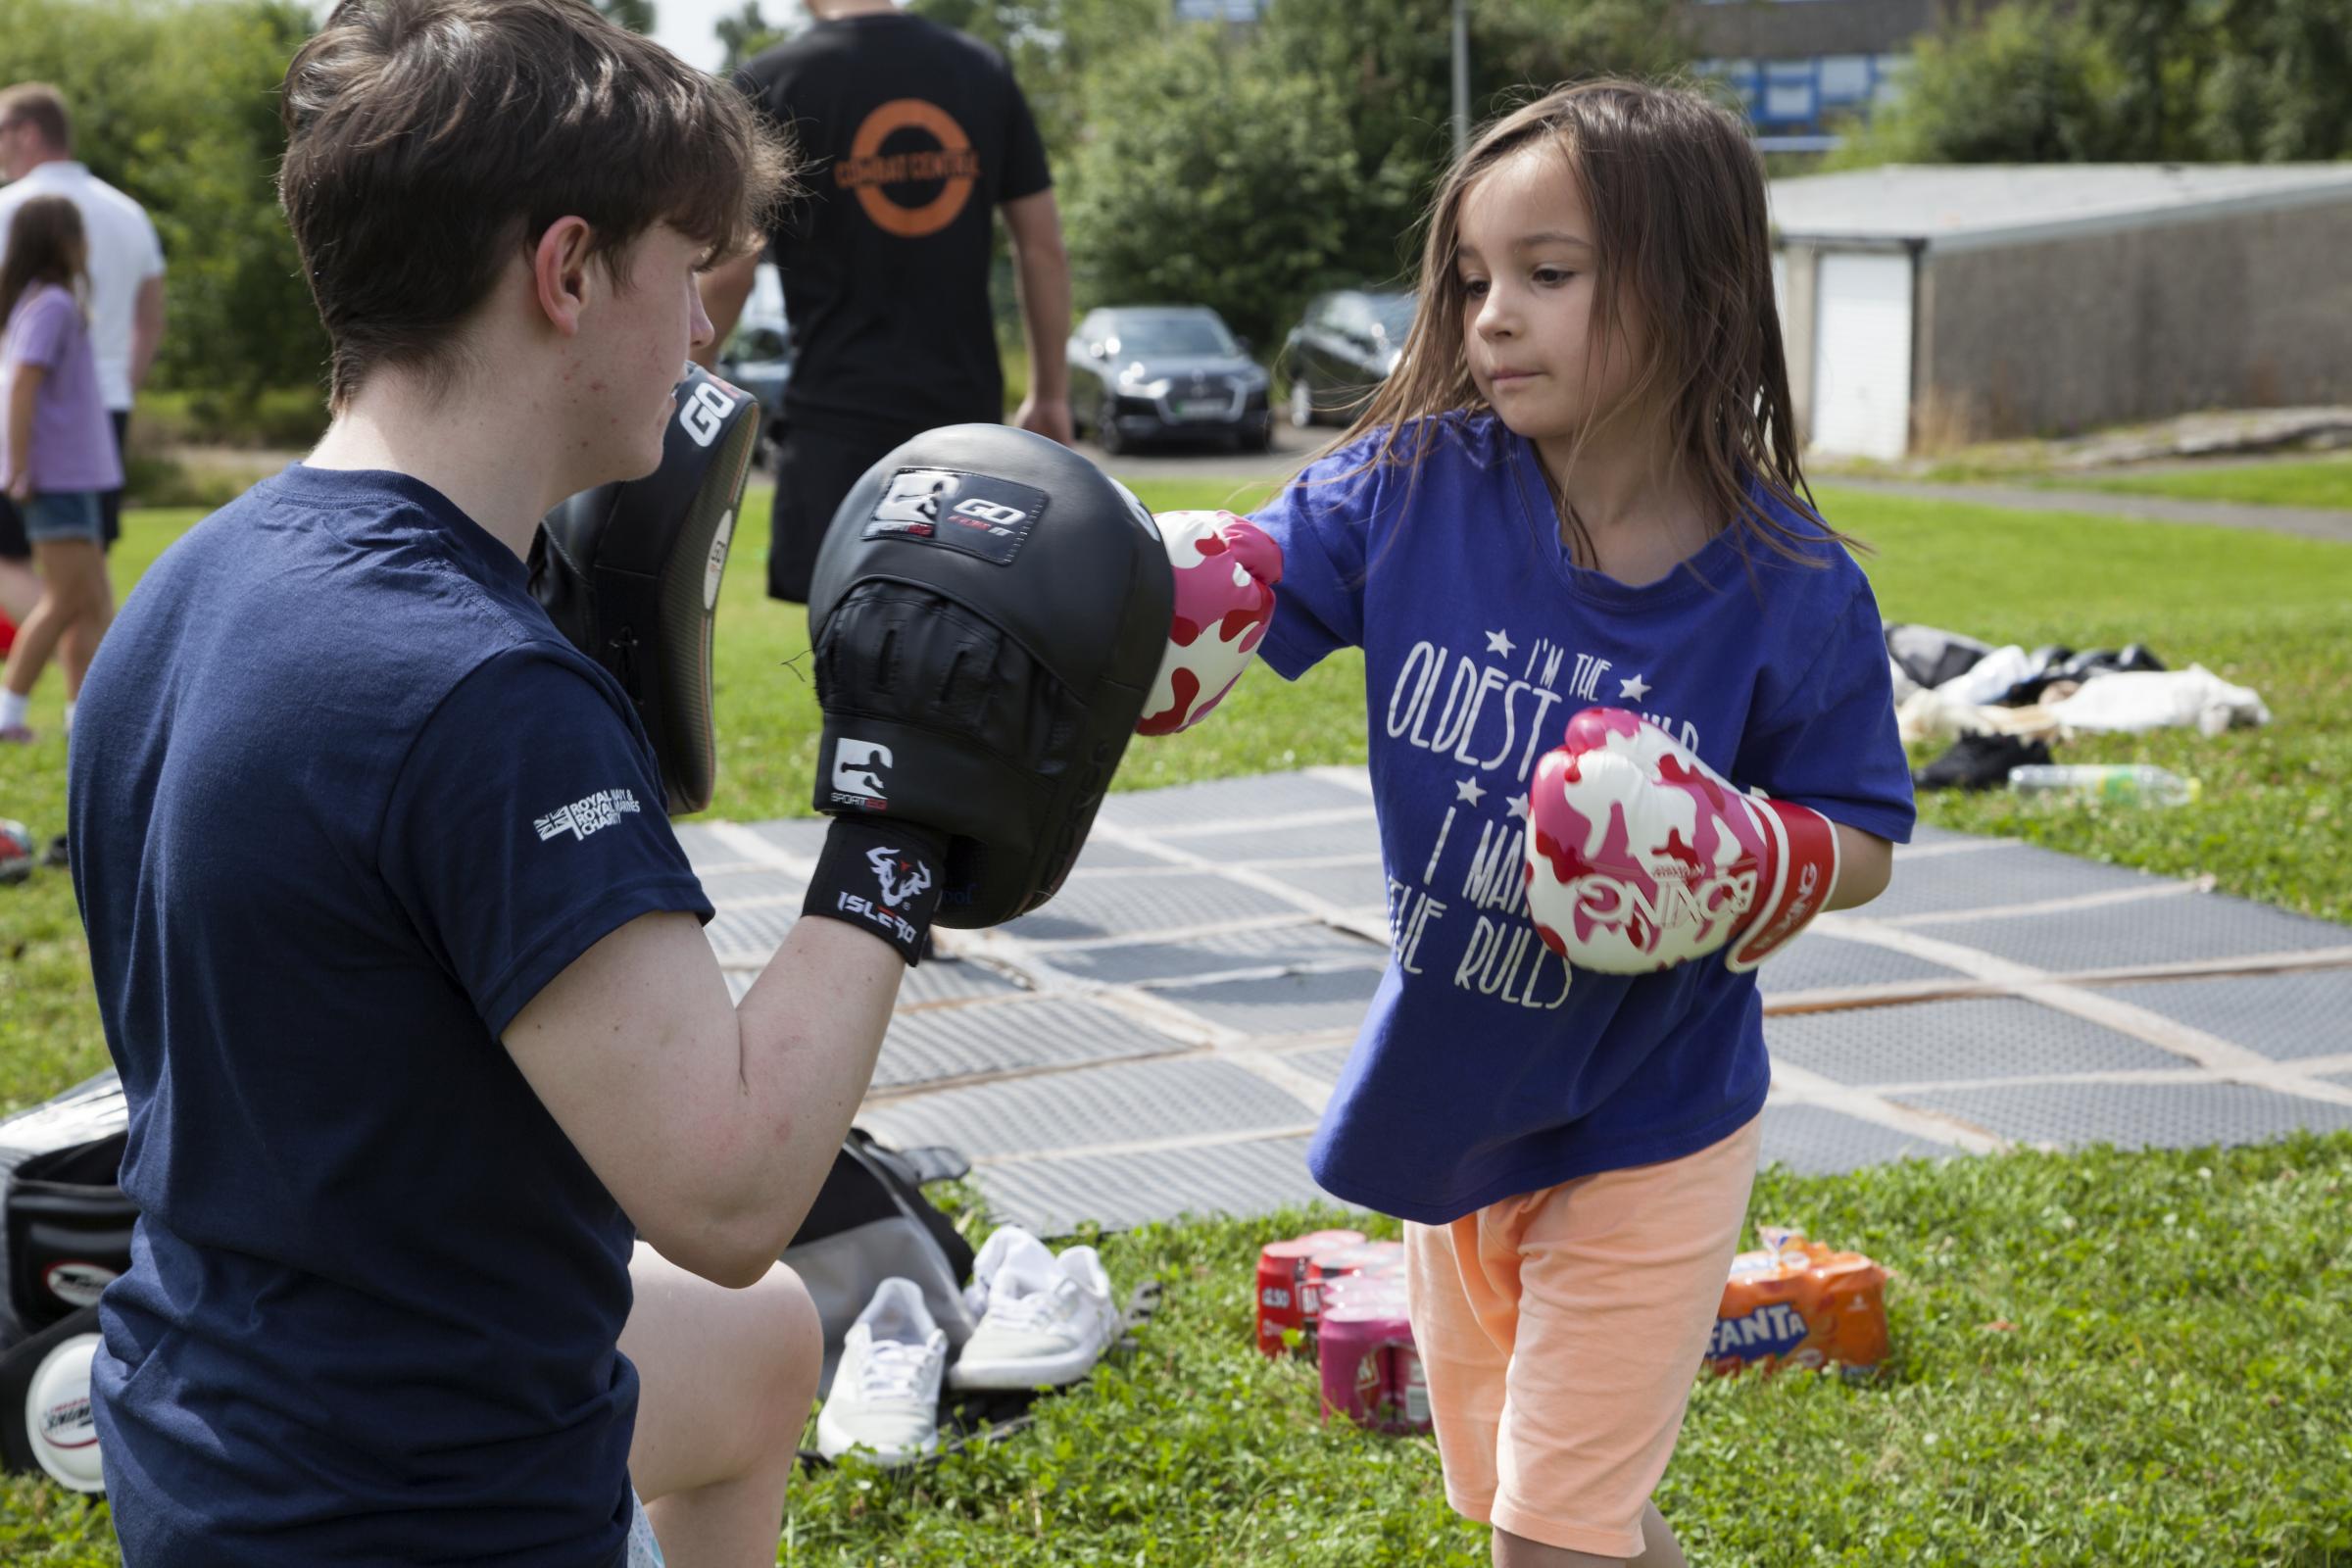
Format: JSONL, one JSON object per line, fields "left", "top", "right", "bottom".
{"left": 1284, "top": 288, "right": 1415, "bottom": 427}
{"left": 1066, "top": 306, "right": 1272, "bottom": 455}
{"left": 715, "top": 263, "right": 791, "bottom": 463}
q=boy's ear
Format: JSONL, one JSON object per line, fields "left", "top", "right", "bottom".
{"left": 531, "top": 217, "right": 597, "bottom": 337}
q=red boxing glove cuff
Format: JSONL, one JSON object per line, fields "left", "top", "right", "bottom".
{"left": 1724, "top": 796, "right": 1839, "bottom": 972}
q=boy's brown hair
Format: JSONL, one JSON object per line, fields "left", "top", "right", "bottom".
{"left": 0, "top": 196, "right": 90, "bottom": 332}
{"left": 279, "top": 0, "right": 793, "bottom": 408}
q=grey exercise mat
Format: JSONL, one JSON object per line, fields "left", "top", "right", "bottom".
{"left": 1765, "top": 998, "right": 2186, "bottom": 1087}
{"left": 2092, "top": 970, "right": 2352, "bottom": 1061}
{"left": 690, "top": 767, "right": 2352, "bottom": 1235}
{"left": 1892, "top": 1080, "right": 2352, "bottom": 1151}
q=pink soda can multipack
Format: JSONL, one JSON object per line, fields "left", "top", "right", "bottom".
{"left": 1254, "top": 1229, "right": 1364, "bottom": 1357}
{"left": 1253, "top": 1229, "right": 1429, "bottom": 1435}
{"left": 1316, "top": 1273, "right": 1429, "bottom": 1436}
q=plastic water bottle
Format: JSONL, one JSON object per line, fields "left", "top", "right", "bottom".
{"left": 2008, "top": 763, "right": 2200, "bottom": 807}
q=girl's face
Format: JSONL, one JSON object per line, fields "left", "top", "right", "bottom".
{"left": 1455, "top": 146, "right": 1644, "bottom": 445}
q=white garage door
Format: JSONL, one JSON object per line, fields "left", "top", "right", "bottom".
{"left": 1810, "top": 251, "right": 1913, "bottom": 461}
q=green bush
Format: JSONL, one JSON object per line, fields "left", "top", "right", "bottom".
{"left": 1835, "top": 0, "right": 2352, "bottom": 167}
{"left": 134, "top": 385, "right": 329, "bottom": 451}
{"left": 1062, "top": 29, "right": 1363, "bottom": 351}
{"left": 0, "top": 0, "right": 326, "bottom": 399}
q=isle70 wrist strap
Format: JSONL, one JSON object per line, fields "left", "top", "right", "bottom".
{"left": 802, "top": 817, "right": 950, "bottom": 966}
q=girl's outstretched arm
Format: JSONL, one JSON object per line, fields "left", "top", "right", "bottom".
{"left": 1823, "top": 824, "right": 1892, "bottom": 911}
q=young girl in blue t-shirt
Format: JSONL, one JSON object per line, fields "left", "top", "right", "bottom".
{"left": 1241, "top": 81, "right": 1914, "bottom": 1565}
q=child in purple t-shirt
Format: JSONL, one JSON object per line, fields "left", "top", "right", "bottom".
{"left": 1, "top": 194, "right": 122, "bottom": 741}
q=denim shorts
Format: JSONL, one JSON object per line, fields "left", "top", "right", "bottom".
{"left": 626, "top": 1490, "right": 666, "bottom": 1567}
{"left": 23, "top": 490, "right": 103, "bottom": 545}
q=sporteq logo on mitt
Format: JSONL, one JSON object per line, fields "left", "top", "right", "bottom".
{"left": 871, "top": 469, "right": 959, "bottom": 534}
{"left": 865, "top": 844, "right": 933, "bottom": 909}
{"left": 863, "top": 466, "right": 1048, "bottom": 565}
{"left": 831, "top": 738, "right": 893, "bottom": 809}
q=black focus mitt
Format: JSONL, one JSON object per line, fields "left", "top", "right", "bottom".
{"left": 806, "top": 426, "right": 1173, "bottom": 929}
{"left": 531, "top": 365, "right": 762, "bottom": 815}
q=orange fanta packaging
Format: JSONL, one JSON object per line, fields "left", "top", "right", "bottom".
{"left": 1706, "top": 1226, "right": 1888, "bottom": 1380}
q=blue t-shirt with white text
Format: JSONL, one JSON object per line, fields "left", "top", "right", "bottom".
{"left": 1251, "top": 415, "right": 1913, "bottom": 1224}
{"left": 68, "top": 466, "right": 713, "bottom": 1567}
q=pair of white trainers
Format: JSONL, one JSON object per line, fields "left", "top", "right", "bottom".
{"left": 814, "top": 1227, "right": 1121, "bottom": 1467}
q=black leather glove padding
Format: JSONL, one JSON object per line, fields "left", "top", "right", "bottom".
{"left": 532, "top": 364, "right": 761, "bottom": 816}
{"left": 807, "top": 425, "right": 1174, "bottom": 927}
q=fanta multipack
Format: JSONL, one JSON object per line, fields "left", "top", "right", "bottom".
{"left": 1708, "top": 1226, "right": 1889, "bottom": 1380}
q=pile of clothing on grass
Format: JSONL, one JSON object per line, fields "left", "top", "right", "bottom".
{"left": 1886, "top": 623, "right": 2272, "bottom": 791}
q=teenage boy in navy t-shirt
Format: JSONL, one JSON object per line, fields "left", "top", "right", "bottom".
{"left": 68, "top": 3, "right": 966, "bottom": 1563}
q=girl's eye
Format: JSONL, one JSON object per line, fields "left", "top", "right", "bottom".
{"left": 1458, "top": 276, "right": 1489, "bottom": 299}
{"left": 1534, "top": 268, "right": 1575, "bottom": 287}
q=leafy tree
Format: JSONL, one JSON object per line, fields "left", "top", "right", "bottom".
{"left": 716, "top": 0, "right": 793, "bottom": 73}
{"left": 594, "top": 0, "right": 658, "bottom": 33}
{"left": 1829, "top": 3, "right": 2132, "bottom": 166}
{"left": 2193, "top": 0, "right": 2352, "bottom": 160}
{"left": 1835, "top": 0, "right": 2352, "bottom": 167}
{"left": 0, "top": 0, "right": 327, "bottom": 403}
{"left": 1061, "top": 25, "right": 1360, "bottom": 348}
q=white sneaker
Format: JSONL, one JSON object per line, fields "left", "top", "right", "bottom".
{"left": 960, "top": 1224, "right": 1058, "bottom": 1319}
{"left": 815, "top": 1278, "right": 948, "bottom": 1467}
{"left": 949, "top": 1242, "right": 1120, "bottom": 1391}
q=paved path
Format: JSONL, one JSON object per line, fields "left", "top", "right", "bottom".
{"left": 1816, "top": 477, "right": 2352, "bottom": 544}
{"left": 677, "top": 770, "right": 2352, "bottom": 1236}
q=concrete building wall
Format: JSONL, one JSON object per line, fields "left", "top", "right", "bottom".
{"left": 1916, "top": 198, "right": 2352, "bottom": 441}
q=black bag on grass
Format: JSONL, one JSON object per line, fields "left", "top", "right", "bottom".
{"left": 784, "top": 1128, "right": 980, "bottom": 1396}
{"left": 0, "top": 1073, "right": 131, "bottom": 1346}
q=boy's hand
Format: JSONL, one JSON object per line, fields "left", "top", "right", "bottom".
{"left": 5, "top": 469, "right": 28, "bottom": 504}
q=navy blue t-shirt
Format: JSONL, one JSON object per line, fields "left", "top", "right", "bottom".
{"left": 68, "top": 466, "right": 713, "bottom": 1566}
{"left": 1251, "top": 415, "right": 1914, "bottom": 1224}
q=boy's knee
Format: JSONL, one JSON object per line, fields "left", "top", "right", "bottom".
{"left": 746, "top": 1263, "right": 823, "bottom": 1442}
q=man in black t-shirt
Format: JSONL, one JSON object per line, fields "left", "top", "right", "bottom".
{"left": 701, "top": 0, "right": 1072, "bottom": 603}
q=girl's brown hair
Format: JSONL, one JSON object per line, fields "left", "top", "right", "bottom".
{"left": 0, "top": 195, "right": 90, "bottom": 335}
{"left": 1336, "top": 78, "right": 1848, "bottom": 571}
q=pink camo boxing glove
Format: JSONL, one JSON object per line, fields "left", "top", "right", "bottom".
{"left": 1137, "top": 509, "right": 1283, "bottom": 735}
{"left": 1522, "top": 708, "right": 1840, "bottom": 974}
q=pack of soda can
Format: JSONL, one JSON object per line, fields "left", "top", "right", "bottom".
{"left": 1254, "top": 1229, "right": 1431, "bottom": 1435}
{"left": 1707, "top": 1226, "right": 1890, "bottom": 1380}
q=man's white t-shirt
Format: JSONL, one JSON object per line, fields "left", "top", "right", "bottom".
{"left": 0, "top": 161, "right": 166, "bottom": 412}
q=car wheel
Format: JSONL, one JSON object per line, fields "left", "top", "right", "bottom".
{"left": 1289, "top": 376, "right": 1315, "bottom": 429}
{"left": 1238, "top": 419, "right": 1273, "bottom": 454}
{"left": 1097, "top": 395, "right": 1127, "bottom": 457}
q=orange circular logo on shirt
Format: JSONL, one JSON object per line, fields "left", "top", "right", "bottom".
{"left": 834, "top": 99, "right": 981, "bottom": 238}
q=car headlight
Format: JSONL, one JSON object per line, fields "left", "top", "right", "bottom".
{"left": 1235, "top": 366, "right": 1269, "bottom": 388}
{"left": 1122, "top": 375, "right": 1173, "bottom": 398}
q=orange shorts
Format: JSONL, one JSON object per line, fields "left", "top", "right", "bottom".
{"left": 1403, "top": 1116, "right": 1762, "bottom": 1558}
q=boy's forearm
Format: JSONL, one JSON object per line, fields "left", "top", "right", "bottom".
{"left": 1016, "top": 253, "right": 1070, "bottom": 401}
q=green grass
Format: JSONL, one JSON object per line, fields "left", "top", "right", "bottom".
{"left": 4, "top": 484, "right": 2350, "bottom": 1564}
{"left": 25, "top": 1136, "right": 2348, "bottom": 1566}
{"left": 2057, "top": 455, "right": 2352, "bottom": 512}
